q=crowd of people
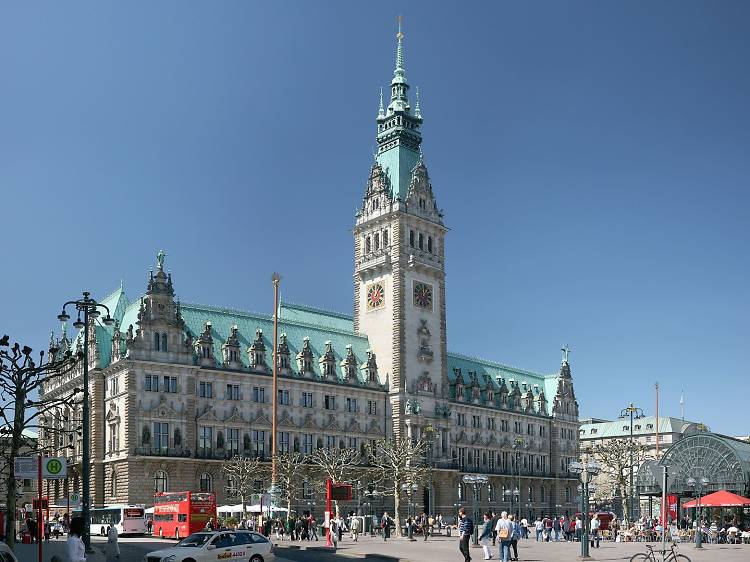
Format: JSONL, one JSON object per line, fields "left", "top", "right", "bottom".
{"left": 458, "top": 509, "right": 607, "bottom": 562}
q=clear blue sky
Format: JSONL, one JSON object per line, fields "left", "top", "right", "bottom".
{"left": 1, "top": 1, "right": 747, "bottom": 435}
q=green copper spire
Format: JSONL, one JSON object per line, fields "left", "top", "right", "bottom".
{"left": 376, "top": 17, "right": 423, "bottom": 201}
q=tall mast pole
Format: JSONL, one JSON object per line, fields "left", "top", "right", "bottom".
{"left": 271, "top": 273, "right": 281, "bottom": 490}
{"left": 655, "top": 383, "right": 660, "bottom": 458}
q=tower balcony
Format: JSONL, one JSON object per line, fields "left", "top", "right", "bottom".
{"left": 407, "top": 249, "right": 443, "bottom": 272}
{"left": 356, "top": 248, "right": 391, "bottom": 276}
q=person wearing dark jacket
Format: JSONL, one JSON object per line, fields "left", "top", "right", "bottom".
{"left": 458, "top": 507, "right": 474, "bottom": 562}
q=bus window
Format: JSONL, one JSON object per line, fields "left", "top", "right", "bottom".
{"left": 178, "top": 514, "right": 187, "bottom": 522}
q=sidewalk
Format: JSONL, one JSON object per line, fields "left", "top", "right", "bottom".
{"left": 12, "top": 539, "right": 105, "bottom": 562}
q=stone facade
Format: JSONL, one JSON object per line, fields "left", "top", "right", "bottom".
{"left": 39, "top": 26, "right": 580, "bottom": 520}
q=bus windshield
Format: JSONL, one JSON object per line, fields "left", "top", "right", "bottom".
{"left": 176, "top": 533, "right": 212, "bottom": 548}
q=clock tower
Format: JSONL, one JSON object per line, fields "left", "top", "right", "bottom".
{"left": 354, "top": 23, "right": 448, "bottom": 439}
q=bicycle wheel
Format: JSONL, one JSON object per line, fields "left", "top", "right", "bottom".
{"left": 629, "top": 554, "right": 652, "bottom": 562}
{"left": 673, "top": 555, "right": 692, "bottom": 562}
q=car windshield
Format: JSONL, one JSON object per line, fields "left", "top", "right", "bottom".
{"left": 176, "top": 533, "right": 212, "bottom": 548}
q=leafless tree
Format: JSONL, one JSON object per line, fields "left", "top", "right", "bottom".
{"left": 582, "top": 439, "right": 647, "bottom": 521}
{"left": 221, "top": 455, "right": 264, "bottom": 515}
{"left": 273, "top": 452, "right": 314, "bottom": 516}
{"left": 0, "top": 335, "right": 79, "bottom": 548}
{"left": 310, "top": 446, "right": 360, "bottom": 483}
{"left": 366, "top": 437, "right": 429, "bottom": 537}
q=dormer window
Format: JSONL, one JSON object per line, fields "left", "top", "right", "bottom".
{"left": 634, "top": 424, "right": 641, "bottom": 430}
{"left": 591, "top": 428, "right": 597, "bottom": 434}
{"left": 623, "top": 425, "right": 629, "bottom": 431}
{"left": 646, "top": 423, "right": 654, "bottom": 429}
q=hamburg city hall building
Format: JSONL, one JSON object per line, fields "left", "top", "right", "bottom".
{"left": 40, "top": 27, "right": 581, "bottom": 519}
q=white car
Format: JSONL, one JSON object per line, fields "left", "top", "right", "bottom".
{"left": 0, "top": 543, "right": 20, "bottom": 562}
{"left": 144, "top": 530, "right": 274, "bottom": 562}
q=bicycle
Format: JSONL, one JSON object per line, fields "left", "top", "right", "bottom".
{"left": 629, "top": 542, "right": 692, "bottom": 562}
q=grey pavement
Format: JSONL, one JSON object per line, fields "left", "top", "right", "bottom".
{"left": 273, "top": 534, "right": 750, "bottom": 562}
{"left": 8, "top": 534, "right": 750, "bottom": 562}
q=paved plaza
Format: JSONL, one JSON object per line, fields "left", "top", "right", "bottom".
{"left": 7, "top": 533, "right": 750, "bottom": 562}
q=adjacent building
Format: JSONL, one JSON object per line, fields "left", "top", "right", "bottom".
{"left": 40, "top": 26, "right": 580, "bottom": 519}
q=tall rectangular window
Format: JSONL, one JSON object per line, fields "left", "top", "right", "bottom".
{"left": 252, "top": 430, "right": 266, "bottom": 458}
{"left": 346, "top": 398, "right": 357, "bottom": 413}
{"left": 153, "top": 422, "right": 169, "bottom": 451}
{"left": 302, "top": 392, "right": 313, "bottom": 408}
{"left": 199, "top": 426, "right": 213, "bottom": 452}
{"left": 162, "top": 376, "right": 177, "bottom": 393}
{"left": 227, "top": 429, "right": 240, "bottom": 454}
{"left": 367, "top": 400, "right": 377, "bottom": 415}
{"left": 326, "top": 435, "right": 336, "bottom": 449}
{"left": 348, "top": 437, "right": 357, "bottom": 449}
{"left": 324, "top": 395, "right": 336, "bottom": 410}
{"left": 278, "top": 431, "right": 290, "bottom": 453}
{"left": 252, "top": 387, "right": 265, "bottom": 403}
{"left": 278, "top": 389, "right": 289, "bottom": 406}
{"left": 226, "top": 384, "right": 240, "bottom": 400}
{"left": 144, "top": 374, "right": 158, "bottom": 391}
{"left": 303, "top": 434, "right": 313, "bottom": 454}
{"left": 199, "top": 381, "right": 213, "bottom": 398}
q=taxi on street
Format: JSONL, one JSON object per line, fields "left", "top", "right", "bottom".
{"left": 144, "top": 530, "right": 275, "bottom": 562}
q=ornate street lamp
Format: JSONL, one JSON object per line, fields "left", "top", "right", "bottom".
{"left": 57, "top": 292, "right": 114, "bottom": 550}
{"left": 620, "top": 403, "right": 645, "bottom": 524}
{"left": 512, "top": 437, "right": 526, "bottom": 519}
{"left": 569, "top": 458, "right": 601, "bottom": 560}
{"left": 463, "top": 473, "right": 488, "bottom": 546}
{"left": 686, "top": 476, "right": 709, "bottom": 549}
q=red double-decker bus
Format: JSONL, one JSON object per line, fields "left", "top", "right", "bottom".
{"left": 152, "top": 491, "right": 216, "bottom": 539}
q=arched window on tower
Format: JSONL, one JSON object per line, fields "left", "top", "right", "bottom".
{"left": 428, "top": 236, "right": 433, "bottom": 253}
{"left": 154, "top": 332, "right": 160, "bottom": 351}
{"left": 374, "top": 233, "right": 380, "bottom": 250}
{"left": 161, "top": 333, "right": 167, "bottom": 352}
{"left": 409, "top": 230, "right": 415, "bottom": 247}
{"left": 365, "top": 236, "right": 371, "bottom": 254}
{"left": 418, "top": 233, "right": 424, "bottom": 250}
{"left": 383, "top": 229, "right": 389, "bottom": 246}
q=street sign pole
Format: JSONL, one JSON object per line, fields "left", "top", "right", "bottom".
{"left": 37, "top": 454, "right": 43, "bottom": 562}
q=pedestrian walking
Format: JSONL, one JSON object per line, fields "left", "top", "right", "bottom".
{"left": 509, "top": 514, "right": 520, "bottom": 561}
{"left": 67, "top": 517, "right": 86, "bottom": 562}
{"left": 351, "top": 516, "right": 361, "bottom": 541}
{"left": 381, "top": 512, "right": 391, "bottom": 541}
{"left": 553, "top": 516, "right": 561, "bottom": 542}
{"left": 479, "top": 512, "right": 494, "bottom": 560}
{"left": 520, "top": 516, "right": 528, "bottom": 539}
{"left": 495, "top": 511, "right": 513, "bottom": 562}
{"left": 458, "top": 507, "right": 474, "bottom": 562}
{"left": 575, "top": 516, "right": 582, "bottom": 542}
{"left": 590, "top": 514, "right": 601, "bottom": 549}
{"left": 106, "top": 522, "right": 120, "bottom": 562}
{"left": 534, "top": 517, "right": 543, "bottom": 541}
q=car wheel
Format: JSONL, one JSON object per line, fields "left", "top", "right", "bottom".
{"left": 249, "top": 555, "right": 263, "bottom": 562}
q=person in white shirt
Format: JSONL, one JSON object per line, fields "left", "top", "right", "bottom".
{"left": 66, "top": 517, "right": 86, "bottom": 562}
{"left": 520, "top": 517, "right": 528, "bottom": 539}
{"left": 534, "top": 517, "right": 544, "bottom": 542}
{"left": 105, "top": 523, "right": 120, "bottom": 562}
{"left": 575, "top": 516, "right": 583, "bottom": 542}
{"left": 590, "top": 514, "right": 601, "bottom": 549}
{"left": 495, "top": 512, "right": 514, "bottom": 562}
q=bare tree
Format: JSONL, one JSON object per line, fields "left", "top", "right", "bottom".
{"left": 0, "top": 335, "right": 79, "bottom": 548}
{"left": 274, "top": 452, "right": 313, "bottom": 516}
{"left": 583, "top": 439, "right": 647, "bottom": 521}
{"left": 221, "top": 455, "right": 264, "bottom": 515}
{"left": 366, "top": 437, "right": 429, "bottom": 538}
{"left": 310, "top": 446, "right": 360, "bottom": 483}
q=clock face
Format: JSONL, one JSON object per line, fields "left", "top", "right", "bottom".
{"left": 413, "top": 281, "right": 433, "bottom": 310}
{"left": 366, "top": 283, "right": 385, "bottom": 310}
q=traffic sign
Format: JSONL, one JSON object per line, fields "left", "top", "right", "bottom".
{"left": 68, "top": 493, "right": 81, "bottom": 507}
{"left": 14, "top": 457, "right": 37, "bottom": 479}
{"left": 42, "top": 457, "right": 66, "bottom": 479}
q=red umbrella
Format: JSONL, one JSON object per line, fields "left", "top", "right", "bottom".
{"left": 682, "top": 490, "right": 750, "bottom": 508}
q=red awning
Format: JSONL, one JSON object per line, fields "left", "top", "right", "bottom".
{"left": 682, "top": 490, "right": 750, "bottom": 508}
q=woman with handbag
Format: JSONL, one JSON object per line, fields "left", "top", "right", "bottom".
{"left": 495, "top": 511, "right": 513, "bottom": 562}
{"left": 479, "top": 512, "right": 494, "bottom": 560}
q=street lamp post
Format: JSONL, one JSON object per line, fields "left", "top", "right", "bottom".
{"left": 619, "top": 403, "right": 644, "bottom": 524}
{"left": 57, "top": 292, "right": 115, "bottom": 551}
{"left": 686, "top": 476, "right": 709, "bottom": 549}
{"left": 569, "top": 458, "right": 601, "bottom": 560}
{"left": 401, "top": 482, "right": 418, "bottom": 539}
{"left": 270, "top": 273, "right": 281, "bottom": 496}
{"left": 462, "top": 474, "right": 488, "bottom": 546}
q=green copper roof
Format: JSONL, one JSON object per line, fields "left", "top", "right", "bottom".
{"left": 279, "top": 302, "right": 355, "bottom": 332}
{"left": 579, "top": 416, "right": 708, "bottom": 439}
{"left": 377, "top": 147, "right": 420, "bottom": 201}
